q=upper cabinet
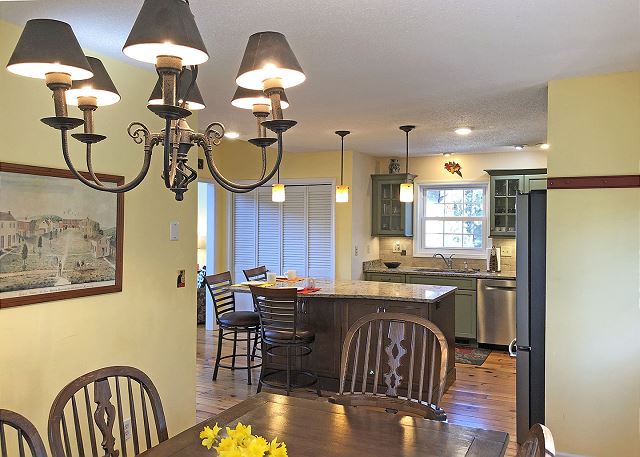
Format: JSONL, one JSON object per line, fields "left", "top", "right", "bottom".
{"left": 371, "top": 173, "right": 416, "bottom": 237}
{"left": 485, "top": 169, "right": 547, "bottom": 237}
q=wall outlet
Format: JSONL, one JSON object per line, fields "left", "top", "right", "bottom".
{"left": 367, "top": 244, "right": 371, "bottom": 254}
{"left": 169, "top": 221, "right": 179, "bottom": 241}
{"left": 123, "top": 418, "right": 132, "bottom": 441}
{"left": 354, "top": 245, "right": 359, "bottom": 257}
{"left": 501, "top": 246, "right": 513, "bottom": 257}
{"left": 392, "top": 241, "right": 401, "bottom": 253}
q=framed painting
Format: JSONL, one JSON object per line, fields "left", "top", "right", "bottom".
{"left": 0, "top": 162, "right": 124, "bottom": 308}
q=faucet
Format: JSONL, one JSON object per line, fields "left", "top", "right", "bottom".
{"left": 433, "top": 253, "right": 455, "bottom": 269}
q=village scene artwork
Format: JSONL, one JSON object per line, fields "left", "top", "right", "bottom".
{"left": 0, "top": 167, "right": 121, "bottom": 303}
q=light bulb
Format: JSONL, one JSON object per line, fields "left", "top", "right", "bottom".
{"left": 336, "top": 185, "right": 349, "bottom": 203}
{"left": 400, "top": 183, "right": 414, "bottom": 203}
{"left": 272, "top": 183, "right": 285, "bottom": 202}
{"left": 539, "top": 143, "right": 550, "bottom": 150}
{"left": 454, "top": 127, "right": 472, "bottom": 136}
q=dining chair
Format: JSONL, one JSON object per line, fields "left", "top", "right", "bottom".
{"left": 249, "top": 285, "right": 321, "bottom": 396}
{"left": 204, "top": 271, "right": 261, "bottom": 385}
{"left": 48, "top": 366, "right": 168, "bottom": 457}
{"left": 0, "top": 409, "right": 48, "bottom": 457}
{"left": 517, "top": 424, "right": 556, "bottom": 457}
{"left": 243, "top": 266, "right": 268, "bottom": 282}
{"left": 330, "top": 312, "right": 449, "bottom": 421}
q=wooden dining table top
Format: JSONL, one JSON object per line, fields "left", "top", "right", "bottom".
{"left": 141, "top": 393, "right": 509, "bottom": 457}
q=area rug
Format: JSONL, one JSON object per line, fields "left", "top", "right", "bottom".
{"left": 455, "top": 345, "right": 491, "bottom": 366}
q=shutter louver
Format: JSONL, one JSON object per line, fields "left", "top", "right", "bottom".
{"left": 282, "top": 186, "right": 307, "bottom": 276}
{"left": 257, "top": 187, "right": 282, "bottom": 275}
{"left": 307, "top": 185, "right": 334, "bottom": 279}
{"left": 232, "top": 192, "right": 257, "bottom": 283}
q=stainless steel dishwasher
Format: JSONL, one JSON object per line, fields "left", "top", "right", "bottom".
{"left": 477, "top": 278, "right": 516, "bottom": 346}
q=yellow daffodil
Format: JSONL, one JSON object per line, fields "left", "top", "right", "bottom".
{"left": 226, "top": 422, "right": 252, "bottom": 444}
{"left": 267, "top": 438, "right": 288, "bottom": 457}
{"left": 216, "top": 436, "right": 239, "bottom": 453}
{"left": 244, "top": 435, "right": 269, "bottom": 457}
{"left": 200, "top": 424, "right": 222, "bottom": 450}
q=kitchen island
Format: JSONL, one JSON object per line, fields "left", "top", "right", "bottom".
{"left": 230, "top": 279, "right": 457, "bottom": 395}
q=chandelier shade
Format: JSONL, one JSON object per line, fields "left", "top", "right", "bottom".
{"left": 231, "top": 86, "right": 289, "bottom": 110}
{"left": 6, "top": 19, "right": 93, "bottom": 80}
{"left": 66, "top": 57, "right": 120, "bottom": 106}
{"left": 236, "top": 32, "right": 305, "bottom": 90}
{"left": 123, "top": 0, "right": 209, "bottom": 65}
{"left": 148, "top": 68, "right": 205, "bottom": 110}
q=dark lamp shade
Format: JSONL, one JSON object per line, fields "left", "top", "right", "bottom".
{"left": 6, "top": 19, "right": 93, "bottom": 80}
{"left": 236, "top": 32, "right": 305, "bottom": 90}
{"left": 66, "top": 57, "right": 120, "bottom": 106}
{"left": 148, "top": 68, "right": 205, "bottom": 110}
{"left": 123, "top": 0, "right": 208, "bottom": 65}
{"left": 231, "top": 86, "right": 289, "bottom": 110}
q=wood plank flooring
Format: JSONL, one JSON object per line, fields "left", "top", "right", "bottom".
{"left": 196, "top": 326, "right": 517, "bottom": 457}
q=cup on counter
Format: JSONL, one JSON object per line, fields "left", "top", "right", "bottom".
{"left": 266, "top": 272, "right": 277, "bottom": 284}
{"left": 286, "top": 269, "right": 297, "bottom": 280}
{"left": 304, "top": 277, "right": 315, "bottom": 289}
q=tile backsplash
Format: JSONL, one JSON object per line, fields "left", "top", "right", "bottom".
{"left": 378, "top": 237, "right": 516, "bottom": 271}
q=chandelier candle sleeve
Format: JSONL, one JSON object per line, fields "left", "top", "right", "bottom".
{"left": 149, "top": 68, "right": 205, "bottom": 110}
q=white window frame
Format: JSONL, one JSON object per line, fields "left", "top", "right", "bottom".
{"left": 413, "top": 181, "right": 490, "bottom": 259}
{"left": 230, "top": 178, "right": 336, "bottom": 281}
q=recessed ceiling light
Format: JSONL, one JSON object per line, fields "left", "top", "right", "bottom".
{"left": 454, "top": 127, "right": 472, "bottom": 136}
{"left": 514, "top": 145, "right": 525, "bottom": 150}
{"left": 224, "top": 132, "right": 240, "bottom": 139}
{"left": 443, "top": 152, "right": 453, "bottom": 157}
{"left": 539, "top": 143, "right": 550, "bottom": 150}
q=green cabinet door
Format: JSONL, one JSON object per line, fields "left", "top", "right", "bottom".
{"left": 524, "top": 174, "right": 547, "bottom": 191}
{"left": 365, "top": 272, "right": 406, "bottom": 283}
{"left": 454, "top": 290, "right": 477, "bottom": 339}
{"left": 489, "top": 175, "right": 522, "bottom": 237}
{"left": 371, "top": 174, "right": 416, "bottom": 237}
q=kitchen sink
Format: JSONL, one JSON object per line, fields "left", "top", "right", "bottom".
{"left": 413, "top": 267, "right": 480, "bottom": 274}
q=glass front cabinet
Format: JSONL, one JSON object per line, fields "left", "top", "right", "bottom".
{"left": 371, "top": 173, "right": 416, "bottom": 236}
{"left": 486, "top": 169, "right": 547, "bottom": 237}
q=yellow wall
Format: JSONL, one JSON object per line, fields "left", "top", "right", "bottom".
{"left": 0, "top": 20, "right": 197, "bottom": 439}
{"left": 546, "top": 72, "right": 640, "bottom": 456}
{"left": 351, "top": 151, "right": 379, "bottom": 278}
{"left": 199, "top": 140, "right": 360, "bottom": 280}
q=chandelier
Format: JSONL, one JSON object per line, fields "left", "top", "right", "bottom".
{"left": 5, "top": 0, "right": 305, "bottom": 200}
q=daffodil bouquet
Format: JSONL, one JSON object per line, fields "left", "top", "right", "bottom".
{"left": 200, "top": 422, "right": 288, "bottom": 457}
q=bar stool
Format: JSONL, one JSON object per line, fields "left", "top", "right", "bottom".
{"left": 249, "top": 285, "right": 321, "bottom": 396}
{"left": 243, "top": 266, "right": 268, "bottom": 281}
{"left": 205, "top": 272, "right": 261, "bottom": 385}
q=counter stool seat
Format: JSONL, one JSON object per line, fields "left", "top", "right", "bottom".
{"left": 219, "top": 311, "right": 260, "bottom": 327}
{"left": 264, "top": 327, "right": 315, "bottom": 344}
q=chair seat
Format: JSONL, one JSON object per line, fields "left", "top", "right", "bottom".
{"left": 264, "top": 327, "right": 315, "bottom": 344}
{"left": 219, "top": 311, "right": 260, "bottom": 327}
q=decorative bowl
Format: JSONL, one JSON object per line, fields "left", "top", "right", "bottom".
{"left": 384, "top": 261, "right": 401, "bottom": 269}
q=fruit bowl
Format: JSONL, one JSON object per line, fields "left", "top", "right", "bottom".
{"left": 384, "top": 261, "right": 401, "bottom": 269}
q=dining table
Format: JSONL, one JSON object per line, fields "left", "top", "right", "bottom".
{"left": 141, "top": 393, "right": 509, "bottom": 457}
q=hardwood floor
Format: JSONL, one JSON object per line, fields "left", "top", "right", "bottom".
{"left": 196, "top": 326, "right": 517, "bottom": 457}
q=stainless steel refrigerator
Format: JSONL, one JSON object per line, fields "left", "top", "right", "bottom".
{"left": 513, "top": 190, "right": 546, "bottom": 444}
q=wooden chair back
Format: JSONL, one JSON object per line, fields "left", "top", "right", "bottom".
{"left": 518, "top": 424, "right": 555, "bottom": 457}
{"left": 48, "top": 366, "right": 168, "bottom": 457}
{"left": 331, "top": 312, "right": 449, "bottom": 420}
{"left": 0, "top": 410, "right": 47, "bottom": 457}
{"left": 204, "top": 272, "right": 236, "bottom": 323}
{"left": 249, "top": 286, "right": 298, "bottom": 342}
{"left": 243, "top": 266, "right": 268, "bottom": 282}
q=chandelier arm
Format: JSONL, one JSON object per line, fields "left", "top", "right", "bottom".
{"left": 260, "top": 147, "right": 267, "bottom": 180}
{"left": 59, "top": 128, "right": 154, "bottom": 193}
{"left": 162, "top": 118, "right": 172, "bottom": 189}
{"left": 202, "top": 132, "right": 284, "bottom": 191}
{"left": 85, "top": 143, "right": 108, "bottom": 187}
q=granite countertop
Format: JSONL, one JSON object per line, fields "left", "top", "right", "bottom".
{"left": 229, "top": 279, "right": 456, "bottom": 304}
{"left": 364, "top": 261, "right": 516, "bottom": 280}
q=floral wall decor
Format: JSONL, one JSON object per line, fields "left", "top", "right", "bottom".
{"left": 444, "top": 161, "right": 463, "bottom": 178}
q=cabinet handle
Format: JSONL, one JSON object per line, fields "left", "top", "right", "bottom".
{"left": 508, "top": 339, "right": 517, "bottom": 358}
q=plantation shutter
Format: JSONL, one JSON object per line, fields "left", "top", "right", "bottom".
{"left": 257, "top": 187, "right": 281, "bottom": 274}
{"left": 232, "top": 184, "right": 335, "bottom": 282}
{"left": 307, "top": 185, "right": 334, "bottom": 279}
{"left": 232, "top": 191, "right": 257, "bottom": 283}
{"left": 282, "top": 186, "right": 307, "bottom": 276}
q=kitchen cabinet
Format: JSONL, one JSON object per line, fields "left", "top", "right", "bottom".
{"left": 405, "top": 275, "right": 478, "bottom": 340}
{"left": 371, "top": 173, "right": 416, "bottom": 237}
{"left": 485, "top": 169, "right": 546, "bottom": 237}
{"left": 366, "top": 272, "right": 406, "bottom": 283}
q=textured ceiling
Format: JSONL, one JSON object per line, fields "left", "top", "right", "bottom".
{"left": 2, "top": 0, "right": 639, "bottom": 156}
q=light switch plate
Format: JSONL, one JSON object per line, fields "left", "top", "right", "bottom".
{"left": 392, "top": 241, "right": 401, "bottom": 253}
{"left": 501, "top": 246, "right": 513, "bottom": 257}
{"left": 169, "top": 222, "right": 179, "bottom": 241}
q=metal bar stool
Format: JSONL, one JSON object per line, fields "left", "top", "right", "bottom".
{"left": 249, "top": 285, "right": 321, "bottom": 396}
{"left": 243, "top": 265, "right": 268, "bottom": 282}
{"left": 205, "top": 272, "right": 261, "bottom": 385}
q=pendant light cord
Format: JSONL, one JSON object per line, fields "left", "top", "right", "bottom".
{"left": 340, "top": 135, "right": 344, "bottom": 186}
{"left": 405, "top": 130, "right": 409, "bottom": 174}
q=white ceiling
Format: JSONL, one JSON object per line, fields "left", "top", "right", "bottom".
{"left": 2, "top": 0, "right": 639, "bottom": 156}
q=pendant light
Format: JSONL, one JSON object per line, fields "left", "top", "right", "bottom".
{"left": 272, "top": 169, "right": 285, "bottom": 202}
{"left": 399, "top": 125, "right": 416, "bottom": 203}
{"left": 335, "top": 130, "right": 350, "bottom": 203}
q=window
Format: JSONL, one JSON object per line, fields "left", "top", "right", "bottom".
{"left": 414, "top": 183, "right": 488, "bottom": 258}
{"left": 232, "top": 184, "right": 335, "bottom": 282}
